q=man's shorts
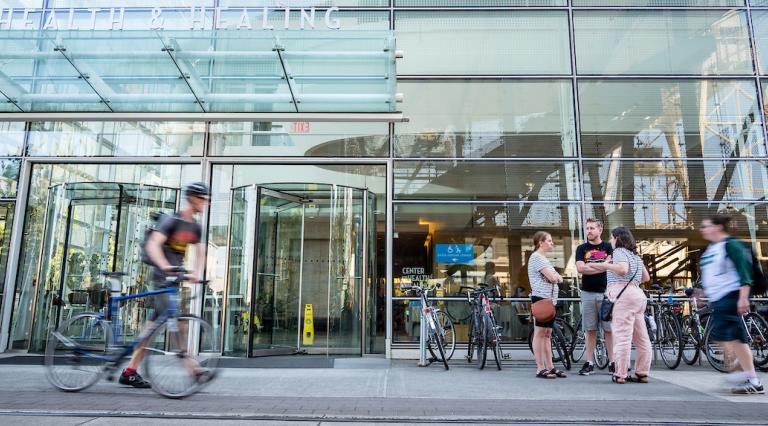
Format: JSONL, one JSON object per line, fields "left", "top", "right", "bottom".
{"left": 581, "top": 290, "right": 611, "bottom": 332}
{"left": 709, "top": 290, "right": 749, "bottom": 344}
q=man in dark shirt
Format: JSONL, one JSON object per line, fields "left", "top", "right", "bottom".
{"left": 575, "top": 218, "right": 614, "bottom": 376}
{"left": 118, "top": 182, "right": 209, "bottom": 388}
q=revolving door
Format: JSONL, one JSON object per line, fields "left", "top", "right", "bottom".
{"left": 29, "top": 183, "right": 178, "bottom": 352}
{"left": 224, "top": 184, "right": 375, "bottom": 357}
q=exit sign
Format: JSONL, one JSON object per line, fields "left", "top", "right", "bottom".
{"left": 291, "top": 122, "right": 311, "bottom": 133}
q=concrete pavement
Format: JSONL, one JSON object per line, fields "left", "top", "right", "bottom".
{"left": 0, "top": 358, "right": 767, "bottom": 424}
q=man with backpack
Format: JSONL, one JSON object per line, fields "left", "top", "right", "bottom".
{"left": 118, "top": 182, "right": 210, "bottom": 388}
{"left": 699, "top": 214, "right": 765, "bottom": 394}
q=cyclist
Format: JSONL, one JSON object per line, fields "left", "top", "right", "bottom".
{"left": 699, "top": 214, "right": 764, "bottom": 394}
{"left": 118, "top": 182, "right": 210, "bottom": 388}
{"left": 575, "top": 218, "right": 615, "bottom": 376}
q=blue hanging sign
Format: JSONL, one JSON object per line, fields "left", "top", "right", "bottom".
{"left": 435, "top": 244, "right": 474, "bottom": 264}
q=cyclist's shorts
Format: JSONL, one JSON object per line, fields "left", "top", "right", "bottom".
{"left": 148, "top": 282, "right": 177, "bottom": 321}
{"left": 709, "top": 290, "right": 749, "bottom": 344}
{"left": 531, "top": 296, "right": 555, "bottom": 328}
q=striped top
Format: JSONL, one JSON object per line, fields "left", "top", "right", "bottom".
{"left": 606, "top": 248, "right": 643, "bottom": 286}
{"left": 528, "top": 252, "right": 559, "bottom": 303}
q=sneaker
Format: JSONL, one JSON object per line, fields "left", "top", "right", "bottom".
{"left": 579, "top": 362, "right": 594, "bottom": 376}
{"left": 119, "top": 371, "right": 151, "bottom": 388}
{"left": 608, "top": 362, "right": 616, "bottom": 374}
{"left": 731, "top": 381, "right": 765, "bottom": 395}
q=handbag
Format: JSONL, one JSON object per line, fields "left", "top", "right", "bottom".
{"left": 600, "top": 261, "right": 639, "bottom": 322}
{"left": 531, "top": 282, "right": 556, "bottom": 323}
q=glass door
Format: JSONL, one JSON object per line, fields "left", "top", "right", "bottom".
{"left": 29, "top": 183, "right": 177, "bottom": 352}
{"left": 223, "top": 183, "right": 374, "bottom": 357}
{"left": 252, "top": 188, "right": 304, "bottom": 355}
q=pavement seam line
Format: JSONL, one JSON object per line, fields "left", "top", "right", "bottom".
{"left": 0, "top": 409, "right": 761, "bottom": 425}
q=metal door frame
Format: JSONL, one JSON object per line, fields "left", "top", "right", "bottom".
{"left": 246, "top": 186, "right": 306, "bottom": 357}
{"left": 244, "top": 184, "right": 371, "bottom": 357}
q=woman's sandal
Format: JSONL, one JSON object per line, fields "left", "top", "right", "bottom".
{"left": 626, "top": 374, "right": 649, "bottom": 383}
{"left": 549, "top": 368, "right": 567, "bottom": 378}
{"left": 536, "top": 369, "right": 557, "bottom": 379}
{"left": 611, "top": 375, "right": 626, "bottom": 384}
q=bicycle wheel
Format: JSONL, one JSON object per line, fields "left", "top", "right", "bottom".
{"left": 745, "top": 312, "right": 768, "bottom": 367}
{"left": 553, "top": 326, "right": 571, "bottom": 371}
{"left": 558, "top": 321, "right": 576, "bottom": 357}
{"left": 681, "top": 315, "right": 701, "bottom": 366}
{"left": 571, "top": 329, "right": 586, "bottom": 363}
{"left": 467, "top": 314, "right": 476, "bottom": 364}
{"left": 476, "top": 316, "right": 488, "bottom": 370}
{"left": 45, "top": 312, "right": 112, "bottom": 392}
{"left": 432, "top": 311, "right": 455, "bottom": 361}
{"left": 489, "top": 321, "right": 502, "bottom": 371}
{"left": 594, "top": 331, "right": 610, "bottom": 370}
{"left": 704, "top": 324, "right": 729, "bottom": 373}
{"left": 142, "top": 315, "right": 220, "bottom": 398}
{"left": 426, "top": 313, "right": 449, "bottom": 370}
{"left": 658, "top": 312, "right": 683, "bottom": 370}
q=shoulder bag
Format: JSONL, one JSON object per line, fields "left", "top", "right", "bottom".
{"left": 531, "top": 280, "right": 556, "bottom": 323}
{"left": 599, "top": 259, "right": 639, "bottom": 322}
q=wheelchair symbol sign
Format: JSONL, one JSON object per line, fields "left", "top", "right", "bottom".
{"left": 435, "top": 244, "right": 474, "bottom": 264}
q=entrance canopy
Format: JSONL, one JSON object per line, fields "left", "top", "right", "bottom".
{"left": 0, "top": 29, "right": 402, "bottom": 120}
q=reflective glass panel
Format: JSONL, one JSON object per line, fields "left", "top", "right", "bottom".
{"left": 27, "top": 121, "right": 205, "bottom": 157}
{"left": 578, "top": 80, "right": 766, "bottom": 158}
{"left": 0, "top": 202, "right": 14, "bottom": 326}
{"left": 394, "top": 160, "right": 580, "bottom": 200}
{"left": 0, "top": 122, "right": 25, "bottom": 156}
{"left": 9, "top": 163, "right": 201, "bottom": 351}
{"left": 0, "top": 32, "right": 108, "bottom": 112}
{"left": 397, "top": 0, "right": 564, "bottom": 4}
{"left": 0, "top": 1, "right": 45, "bottom": 7}
{"left": 48, "top": 1, "right": 213, "bottom": 6}
{"left": 0, "top": 28, "right": 398, "bottom": 114}
{"left": 395, "top": 12, "right": 571, "bottom": 75}
{"left": 574, "top": 11, "right": 753, "bottom": 75}
{"left": 574, "top": 0, "right": 741, "bottom": 4}
{"left": 209, "top": 122, "right": 388, "bottom": 157}
{"left": 395, "top": 81, "right": 576, "bottom": 158}
{"left": 221, "top": 1, "right": 390, "bottom": 7}
{"left": 752, "top": 11, "right": 768, "bottom": 75}
{"left": 583, "top": 160, "right": 768, "bottom": 202}
{"left": 586, "top": 203, "right": 768, "bottom": 288}
{"left": 0, "top": 158, "right": 20, "bottom": 197}
{"left": 393, "top": 202, "right": 582, "bottom": 296}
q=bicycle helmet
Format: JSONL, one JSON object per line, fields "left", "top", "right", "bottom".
{"left": 184, "top": 181, "right": 210, "bottom": 198}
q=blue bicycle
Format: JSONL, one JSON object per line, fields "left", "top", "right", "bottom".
{"left": 44, "top": 267, "right": 219, "bottom": 398}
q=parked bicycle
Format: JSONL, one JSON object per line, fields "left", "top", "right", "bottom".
{"left": 45, "top": 268, "right": 219, "bottom": 399}
{"left": 681, "top": 287, "right": 768, "bottom": 372}
{"left": 463, "top": 284, "right": 507, "bottom": 370}
{"left": 526, "top": 315, "right": 574, "bottom": 371}
{"left": 569, "top": 290, "right": 609, "bottom": 369}
{"left": 402, "top": 282, "right": 456, "bottom": 370}
{"left": 645, "top": 284, "right": 683, "bottom": 369}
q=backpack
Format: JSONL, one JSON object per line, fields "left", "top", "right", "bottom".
{"left": 140, "top": 212, "right": 178, "bottom": 266}
{"left": 726, "top": 238, "right": 768, "bottom": 297}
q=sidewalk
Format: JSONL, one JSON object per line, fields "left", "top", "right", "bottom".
{"left": 1, "top": 357, "right": 767, "bottom": 424}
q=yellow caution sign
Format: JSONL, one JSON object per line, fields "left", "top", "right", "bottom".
{"left": 303, "top": 304, "right": 315, "bottom": 345}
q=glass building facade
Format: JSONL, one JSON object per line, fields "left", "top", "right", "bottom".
{"left": 0, "top": 0, "right": 767, "bottom": 358}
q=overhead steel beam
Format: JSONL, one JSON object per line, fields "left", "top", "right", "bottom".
{"left": 0, "top": 111, "right": 407, "bottom": 122}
